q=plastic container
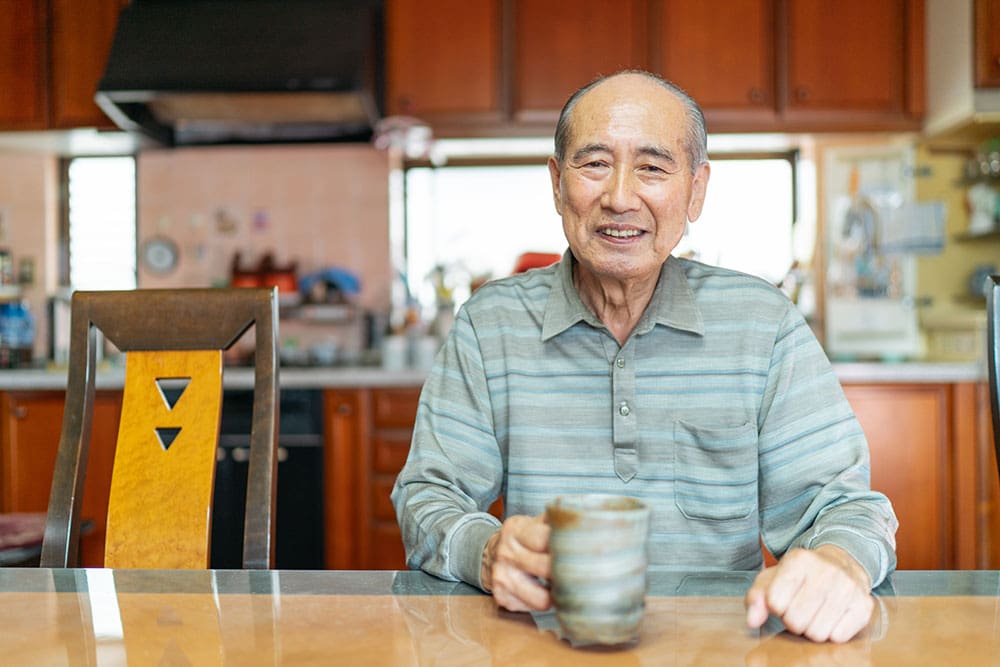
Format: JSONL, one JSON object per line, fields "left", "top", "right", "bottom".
{"left": 0, "top": 301, "right": 34, "bottom": 368}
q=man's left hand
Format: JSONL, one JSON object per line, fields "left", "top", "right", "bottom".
{"left": 745, "top": 544, "right": 874, "bottom": 643}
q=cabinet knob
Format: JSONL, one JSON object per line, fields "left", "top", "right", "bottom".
{"left": 748, "top": 87, "right": 764, "bottom": 104}
{"left": 795, "top": 86, "right": 809, "bottom": 102}
{"left": 336, "top": 403, "right": 353, "bottom": 416}
{"left": 11, "top": 406, "right": 27, "bottom": 419}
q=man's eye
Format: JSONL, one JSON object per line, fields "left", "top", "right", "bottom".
{"left": 640, "top": 164, "right": 666, "bottom": 174}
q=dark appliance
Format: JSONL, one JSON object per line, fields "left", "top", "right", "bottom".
{"left": 96, "top": 0, "right": 384, "bottom": 146}
{"left": 212, "top": 388, "right": 325, "bottom": 569}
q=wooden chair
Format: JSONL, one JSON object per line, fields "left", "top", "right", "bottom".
{"left": 988, "top": 275, "right": 1000, "bottom": 487}
{"left": 40, "top": 288, "right": 279, "bottom": 569}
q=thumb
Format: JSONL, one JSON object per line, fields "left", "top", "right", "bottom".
{"left": 745, "top": 568, "right": 776, "bottom": 629}
{"left": 745, "top": 588, "right": 769, "bottom": 628}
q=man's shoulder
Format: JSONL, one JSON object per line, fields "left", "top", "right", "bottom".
{"left": 675, "top": 257, "right": 789, "bottom": 303}
{"left": 463, "top": 264, "right": 558, "bottom": 313}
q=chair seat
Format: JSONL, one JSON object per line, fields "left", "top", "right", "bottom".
{"left": 1, "top": 515, "right": 95, "bottom": 566}
{"left": 0, "top": 513, "right": 46, "bottom": 566}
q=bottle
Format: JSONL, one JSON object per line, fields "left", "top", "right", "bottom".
{"left": 0, "top": 302, "right": 34, "bottom": 368}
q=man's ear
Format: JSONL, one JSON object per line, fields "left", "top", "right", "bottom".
{"left": 548, "top": 156, "right": 563, "bottom": 216}
{"left": 686, "top": 161, "right": 711, "bottom": 222}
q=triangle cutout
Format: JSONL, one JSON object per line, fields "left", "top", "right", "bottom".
{"left": 155, "top": 377, "right": 191, "bottom": 410}
{"left": 155, "top": 427, "right": 182, "bottom": 450}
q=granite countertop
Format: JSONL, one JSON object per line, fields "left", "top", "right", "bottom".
{"left": 0, "top": 360, "right": 986, "bottom": 391}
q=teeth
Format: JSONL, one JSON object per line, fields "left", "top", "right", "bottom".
{"left": 601, "top": 228, "right": 642, "bottom": 238}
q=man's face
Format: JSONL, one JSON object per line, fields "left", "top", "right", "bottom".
{"left": 549, "top": 75, "right": 710, "bottom": 288}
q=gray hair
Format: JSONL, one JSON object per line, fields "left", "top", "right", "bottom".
{"left": 553, "top": 70, "right": 708, "bottom": 174}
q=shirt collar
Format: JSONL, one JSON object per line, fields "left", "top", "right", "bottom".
{"left": 541, "top": 250, "right": 705, "bottom": 342}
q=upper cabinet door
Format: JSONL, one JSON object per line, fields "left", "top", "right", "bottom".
{"left": 653, "top": 0, "right": 776, "bottom": 130}
{"left": 975, "top": 0, "right": 1000, "bottom": 87}
{"left": 513, "top": 0, "right": 648, "bottom": 122}
{"left": 48, "top": 0, "right": 124, "bottom": 129}
{"left": 0, "top": 0, "right": 48, "bottom": 129}
{"left": 783, "top": 0, "right": 914, "bottom": 119}
{"left": 386, "top": 0, "right": 502, "bottom": 121}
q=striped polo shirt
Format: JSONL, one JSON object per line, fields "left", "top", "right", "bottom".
{"left": 392, "top": 250, "right": 897, "bottom": 590}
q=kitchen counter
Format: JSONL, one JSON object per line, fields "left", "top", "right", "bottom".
{"left": 0, "top": 360, "right": 986, "bottom": 391}
{"left": 0, "top": 365, "right": 430, "bottom": 391}
{"left": 831, "top": 361, "right": 986, "bottom": 384}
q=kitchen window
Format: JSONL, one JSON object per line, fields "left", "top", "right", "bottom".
{"left": 400, "top": 140, "right": 797, "bottom": 312}
{"left": 64, "top": 156, "right": 137, "bottom": 290}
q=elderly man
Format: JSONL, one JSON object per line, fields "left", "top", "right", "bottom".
{"left": 391, "top": 70, "right": 897, "bottom": 643}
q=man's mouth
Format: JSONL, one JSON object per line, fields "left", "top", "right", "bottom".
{"left": 599, "top": 227, "right": 644, "bottom": 239}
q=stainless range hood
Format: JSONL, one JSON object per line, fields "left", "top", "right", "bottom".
{"left": 96, "top": 0, "right": 383, "bottom": 146}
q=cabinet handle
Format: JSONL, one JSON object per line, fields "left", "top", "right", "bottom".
{"left": 11, "top": 406, "right": 27, "bottom": 419}
{"left": 795, "top": 86, "right": 809, "bottom": 102}
{"left": 748, "top": 87, "right": 764, "bottom": 104}
{"left": 336, "top": 403, "right": 353, "bottom": 416}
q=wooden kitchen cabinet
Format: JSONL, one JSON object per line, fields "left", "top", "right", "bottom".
{"left": 512, "top": 0, "right": 647, "bottom": 122}
{"left": 0, "top": 391, "right": 122, "bottom": 566}
{"left": 48, "top": 0, "right": 126, "bottom": 129}
{"left": 843, "top": 382, "right": 998, "bottom": 570}
{"left": 975, "top": 0, "right": 1000, "bottom": 87}
{"left": 0, "top": 0, "right": 123, "bottom": 131}
{"left": 653, "top": 0, "right": 776, "bottom": 129}
{"left": 385, "top": 0, "right": 503, "bottom": 123}
{"left": 387, "top": 0, "right": 923, "bottom": 135}
{"left": 0, "top": 0, "right": 48, "bottom": 129}
{"left": 781, "top": 0, "right": 924, "bottom": 129}
{"left": 325, "top": 385, "right": 503, "bottom": 570}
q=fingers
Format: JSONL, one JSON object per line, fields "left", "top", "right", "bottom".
{"left": 491, "top": 562, "right": 551, "bottom": 612}
{"left": 482, "top": 514, "right": 552, "bottom": 612}
{"left": 745, "top": 568, "right": 776, "bottom": 629}
{"left": 745, "top": 547, "right": 874, "bottom": 643}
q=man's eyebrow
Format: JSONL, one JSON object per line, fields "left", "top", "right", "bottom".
{"left": 638, "top": 145, "right": 676, "bottom": 164}
{"left": 570, "top": 143, "right": 611, "bottom": 162}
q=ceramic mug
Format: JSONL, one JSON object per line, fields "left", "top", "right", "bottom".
{"left": 545, "top": 494, "right": 651, "bottom": 645}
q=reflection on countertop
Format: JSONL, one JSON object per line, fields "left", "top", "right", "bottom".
{"left": 0, "top": 360, "right": 986, "bottom": 391}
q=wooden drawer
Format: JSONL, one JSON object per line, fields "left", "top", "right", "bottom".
{"left": 373, "top": 433, "right": 411, "bottom": 474}
{"left": 372, "top": 388, "right": 420, "bottom": 429}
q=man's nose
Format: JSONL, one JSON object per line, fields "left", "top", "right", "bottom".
{"left": 601, "top": 168, "right": 641, "bottom": 212}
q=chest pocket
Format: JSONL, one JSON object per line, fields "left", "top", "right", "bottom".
{"left": 673, "top": 420, "right": 758, "bottom": 521}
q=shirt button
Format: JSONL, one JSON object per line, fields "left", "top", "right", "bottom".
{"left": 619, "top": 401, "right": 630, "bottom": 416}
{"left": 616, "top": 358, "right": 625, "bottom": 368}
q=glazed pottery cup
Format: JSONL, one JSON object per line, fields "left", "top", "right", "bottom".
{"left": 545, "top": 494, "right": 651, "bottom": 645}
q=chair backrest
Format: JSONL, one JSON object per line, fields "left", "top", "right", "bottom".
{"left": 988, "top": 275, "right": 1000, "bottom": 488}
{"left": 40, "top": 288, "right": 279, "bottom": 569}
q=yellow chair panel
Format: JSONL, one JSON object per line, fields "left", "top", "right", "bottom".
{"left": 105, "top": 350, "right": 223, "bottom": 569}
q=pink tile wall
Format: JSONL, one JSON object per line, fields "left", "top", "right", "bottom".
{"left": 136, "top": 144, "right": 391, "bottom": 312}
{"left": 0, "top": 152, "right": 59, "bottom": 361}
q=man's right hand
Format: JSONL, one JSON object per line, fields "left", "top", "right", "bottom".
{"left": 480, "top": 514, "right": 552, "bottom": 612}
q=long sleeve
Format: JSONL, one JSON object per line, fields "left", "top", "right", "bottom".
{"left": 390, "top": 306, "right": 504, "bottom": 589}
{"left": 757, "top": 303, "right": 898, "bottom": 587}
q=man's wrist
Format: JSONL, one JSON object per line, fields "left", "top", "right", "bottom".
{"left": 814, "top": 543, "right": 872, "bottom": 590}
{"left": 480, "top": 530, "right": 501, "bottom": 592}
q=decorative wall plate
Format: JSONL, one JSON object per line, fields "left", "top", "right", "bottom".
{"left": 140, "top": 236, "right": 179, "bottom": 274}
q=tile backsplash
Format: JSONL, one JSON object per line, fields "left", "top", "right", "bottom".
{"left": 137, "top": 143, "right": 390, "bottom": 305}
{"left": 136, "top": 144, "right": 391, "bottom": 360}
